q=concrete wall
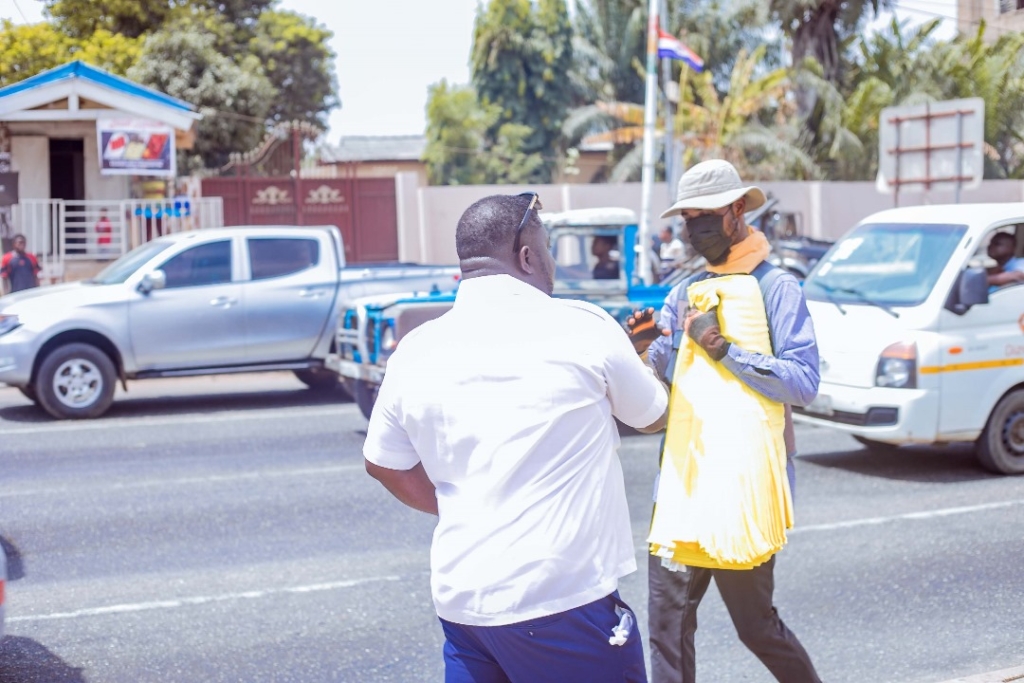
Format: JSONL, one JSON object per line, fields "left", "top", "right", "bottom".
{"left": 7, "top": 121, "right": 130, "bottom": 201}
{"left": 395, "top": 173, "right": 1024, "bottom": 265}
{"left": 958, "top": 0, "right": 1024, "bottom": 39}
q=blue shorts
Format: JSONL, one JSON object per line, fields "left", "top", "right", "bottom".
{"left": 439, "top": 591, "right": 647, "bottom": 683}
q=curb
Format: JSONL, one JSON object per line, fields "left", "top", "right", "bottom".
{"left": 934, "top": 666, "right": 1024, "bottom": 683}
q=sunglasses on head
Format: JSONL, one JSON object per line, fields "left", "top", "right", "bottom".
{"left": 512, "top": 192, "right": 543, "bottom": 254}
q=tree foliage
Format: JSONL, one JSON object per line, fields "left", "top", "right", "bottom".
{"left": 3, "top": 0, "right": 336, "bottom": 171}
{"left": 423, "top": 80, "right": 547, "bottom": 186}
{"left": 470, "top": 0, "right": 573, "bottom": 183}
{"left": 127, "top": 22, "right": 274, "bottom": 172}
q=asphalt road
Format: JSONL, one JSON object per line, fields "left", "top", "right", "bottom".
{"left": 1, "top": 373, "right": 1022, "bottom": 683}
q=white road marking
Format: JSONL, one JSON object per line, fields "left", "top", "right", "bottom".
{"left": 790, "top": 498, "right": 1024, "bottom": 534}
{"left": 0, "top": 464, "right": 365, "bottom": 498}
{"left": 8, "top": 575, "right": 402, "bottom": 623}
{"left": 0, "top": 405, "right": 347, "bottom": 436}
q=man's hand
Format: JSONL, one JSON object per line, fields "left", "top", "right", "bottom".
{"left": 626, "top": 307, "right": 670, "bottom": 355}
{"left": 685, "top": 307, "right": 730, "bottom": 361}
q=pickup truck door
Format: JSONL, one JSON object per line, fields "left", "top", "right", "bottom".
{"left": 242, "top": 236, "right": 337, "bottom": 363}
{"left": 129, "top": 238, "right": 244, "bottom": 371}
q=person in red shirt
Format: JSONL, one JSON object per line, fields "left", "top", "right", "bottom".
{"left": 1, "top": 234, "right": 41, "bottom": 294}
{"left": 95, "top": 208, "right": 114, "bottom": 255}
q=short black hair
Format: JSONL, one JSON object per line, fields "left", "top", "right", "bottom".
{"left": 991, "top": 232, "right": 1015, "bottom": 245}
{"left": 11, "top": 233, "right": 25, "bottom": 242}
{"left": 594, "top": 235, "right": 618, "bottom": 247}
{"left": 455, "top": 194, "right": 540, "bottom": 260}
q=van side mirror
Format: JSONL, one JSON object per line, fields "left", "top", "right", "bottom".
{"left": 946, "top": 266, "right": 989, "bottom": 315}
{"left": 138, "top": 269, "right": 167, "bottom": 294}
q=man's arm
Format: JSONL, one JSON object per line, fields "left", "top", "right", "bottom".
{"left": 601, "top": 310, "right": 670, "bottom": 433}
{"left": 719, "top": 274, "right": 820, "bottom": 407}
{"left": 365, "top": 461, "right": 438, "bottom": 515}
{"left": 363, "top": 359, "right": 438, "bottom": 514}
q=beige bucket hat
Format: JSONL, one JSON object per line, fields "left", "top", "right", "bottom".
{"left": 660, "top": 159, "right": 766, "bottom": 218}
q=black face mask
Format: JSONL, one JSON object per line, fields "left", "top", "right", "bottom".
{"left": 685, "top": 213, "right": 732, "bottom": 264}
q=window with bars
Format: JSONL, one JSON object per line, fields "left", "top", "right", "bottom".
{"left": 999, "top": 0, "right": 1024, "bottom": 13}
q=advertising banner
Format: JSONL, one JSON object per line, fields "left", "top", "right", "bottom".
{"left": 97, "top": 119, "right": 176, "bottom": 177}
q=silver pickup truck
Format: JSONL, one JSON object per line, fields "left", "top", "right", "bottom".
{"left": 0, "top": 225, "right": 458, "bottom": 419}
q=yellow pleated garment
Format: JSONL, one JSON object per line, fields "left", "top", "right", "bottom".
{"left": 648, "top": 274, "right": 793, "bottom": 570}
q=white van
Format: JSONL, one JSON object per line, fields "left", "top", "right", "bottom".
{"left": 794, "top": 203, "right": 1024, "bottom": 474}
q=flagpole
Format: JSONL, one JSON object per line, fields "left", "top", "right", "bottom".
{"left": 637, "top": 0, "right": 659, "bottom": 286}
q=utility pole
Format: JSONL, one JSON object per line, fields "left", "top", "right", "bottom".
{"left": 637, "top": 0, "right": 660, "bottom": 286}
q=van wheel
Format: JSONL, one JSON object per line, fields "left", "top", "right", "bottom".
{"left": 977, "top": 389, "right": 1024, "bottom": 475}
{"left": 354, "top": 380, "right": 378, "bottom": 421}
{"left": 36, "top": 343, "right": 116, "bottom": 419}
{"left": 853, "top": 435, "right": 900, "bottom": 452}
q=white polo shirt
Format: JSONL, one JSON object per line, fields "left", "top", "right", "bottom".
{"left": 363, "top": 274, "right": 667, "bottom": 627}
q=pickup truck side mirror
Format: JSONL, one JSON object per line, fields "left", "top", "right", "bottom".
{"left": 946, "top": 266, "right": 989, "bottom": 315}
{"left": 138, "top": 269, "right": 167, "bottom": 294}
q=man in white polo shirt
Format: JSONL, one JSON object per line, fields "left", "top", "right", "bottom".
{"left": 364, "top": 193, "right": 669, "bottom": 683}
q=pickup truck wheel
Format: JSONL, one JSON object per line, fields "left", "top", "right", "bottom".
{"left": 293, "top": 368, "right": 346, "bottom": 395}
{"left": 977, "top": 389, "right": 1024, "bottom": 475}
{"left": 36, "top": 343, "right": 116, "bottom": 419}
{"left": 354, "top": 380, "right": 378, "bottom": 421}
{"left": 852, "top": 435, "right": 900, "bottom": 452}
{"left": 18, "top": 385, "right": 38, "bottom": 403}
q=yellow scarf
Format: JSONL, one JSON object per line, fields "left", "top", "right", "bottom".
{"left": 706, "top": 230, "right": 771, "bottom": 275}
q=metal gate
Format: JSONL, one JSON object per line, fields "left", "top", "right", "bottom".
{"left": 200, "top": 176, "right": 398, "bottom": 264}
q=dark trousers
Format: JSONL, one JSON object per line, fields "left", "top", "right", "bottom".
{"left": 648, "top": 553, "right": 822, "bottom": 683}
{"left": 441, "top": 592, "right": 647, "bottom": 683}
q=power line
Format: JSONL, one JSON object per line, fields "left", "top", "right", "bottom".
{"left": 9, "top": 0, "right": 27, "bottom": 23}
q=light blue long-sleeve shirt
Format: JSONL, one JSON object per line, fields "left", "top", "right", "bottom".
{"left": 647, "top": 270, "right": 820, "bottom": 406}
{"left": 648, "top": 268, "right": 820, "bottom": 496}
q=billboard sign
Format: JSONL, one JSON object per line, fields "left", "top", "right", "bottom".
{"left": 97, "top": 119, "right": 176, "bottom": 177}
{"left": 876, "top": 98, "right": 985, "bottom": 200}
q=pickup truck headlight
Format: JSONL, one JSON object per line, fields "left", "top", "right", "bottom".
{"left": 379, "top": 320, "right": 397, "bottom": 356}
{"left": 876, "top": 341, "right": 917, "bottom": 388}
{"left": 0, "top": 314, "right": 21, "bottom": 338}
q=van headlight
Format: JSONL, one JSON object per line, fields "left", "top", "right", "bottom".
{"left": 876, "top": 342, "right": 917, "bottom": 388}
{"left": 0, "top": 314, "right": 21, "bottom": 338}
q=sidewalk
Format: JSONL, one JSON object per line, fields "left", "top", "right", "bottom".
{"left": 935, "top": 665, "right": 1024, "bottom": 683}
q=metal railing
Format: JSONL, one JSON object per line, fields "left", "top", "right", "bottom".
{"left": 11, "top": 198, "right": 224, "bottom": 284}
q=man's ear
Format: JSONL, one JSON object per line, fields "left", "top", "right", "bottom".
{"left": 518, "top": 245, "right": 535, "bottom": 274}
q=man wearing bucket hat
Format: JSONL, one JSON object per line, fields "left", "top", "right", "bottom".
{"left": 629, "top": 160, "right": 822, "bottom": 683}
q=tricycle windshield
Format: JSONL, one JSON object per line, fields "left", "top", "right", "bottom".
{"left": 804, "top": 222, "right": 967, "bottom": 307}
{"left": 549, "top": 226, "right": 625, "bottom": 286}
{"left": 87, "top": 240, "right": 175, "bottom": 285}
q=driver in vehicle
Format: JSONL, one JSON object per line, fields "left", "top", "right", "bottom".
{"left": 591, "top": 235, "right": 620, "bottom": 280}
{"left": 984, "top": 232, "right": 1024, "bottom": 291}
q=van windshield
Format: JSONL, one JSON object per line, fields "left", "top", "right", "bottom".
{"left": 804, "top": 222, "right": 967, "bottom": 307}
{"left": 87, "top": 240, "right": 175, "bottom": 285}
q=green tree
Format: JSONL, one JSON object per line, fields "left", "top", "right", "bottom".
{"left": 249, "top": 10, "right": 339, "bottom": 126}
{"left": 43, "top": 0, "right": 274, "bottom": 38}
{"left": 423, "top": 81, "right": 495, "bottom": 186}
{"left": 471, "top": 0, "right": 574, "bottom": 182}
{"left": 127, "top": 21, "right": 275, "bottom": 171}
{"left": 0, "top": 21, "right": 143, "bottom": 86}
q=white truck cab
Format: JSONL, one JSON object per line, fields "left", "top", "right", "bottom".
{"left": 794, "top": 203, "right": 1024, "bottom": 474}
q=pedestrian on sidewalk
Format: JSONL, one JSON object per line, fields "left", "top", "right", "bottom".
{"left": 363, "top": 193, "right": 669, "bottom": 683}
{"left": 629, "top": 160, "right": 823, "bottom": 683}
{"left": 1, "top": 233, "right": 41, "bottom": 294}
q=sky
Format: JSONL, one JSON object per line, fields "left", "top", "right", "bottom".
{"left": 0, "top": 0, "right": 959, "bottom": 144}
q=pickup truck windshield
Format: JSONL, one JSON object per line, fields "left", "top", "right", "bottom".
{"left": 804, "top": 222, "right": 967, "bottom": 307}
{"left": 87, "top": 240, "right": 175, "bottom": 285}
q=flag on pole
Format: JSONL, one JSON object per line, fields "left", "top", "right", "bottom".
{"left": 657, "top": 29, "right": 704, "bottom": 72}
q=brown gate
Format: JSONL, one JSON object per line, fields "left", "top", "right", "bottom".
{"left": 198, "top": 123, "right": 399, "bottom": 264}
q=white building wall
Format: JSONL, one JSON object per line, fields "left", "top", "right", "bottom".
{"left": 6, "top": 121, "right": 130, "bottom": 200}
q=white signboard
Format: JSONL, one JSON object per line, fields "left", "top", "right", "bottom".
{"left": 96, "top": 118, "right": 176, "bottom": 177}
{"left": 876, "top": 98, "right": 984, "bottom": 196}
